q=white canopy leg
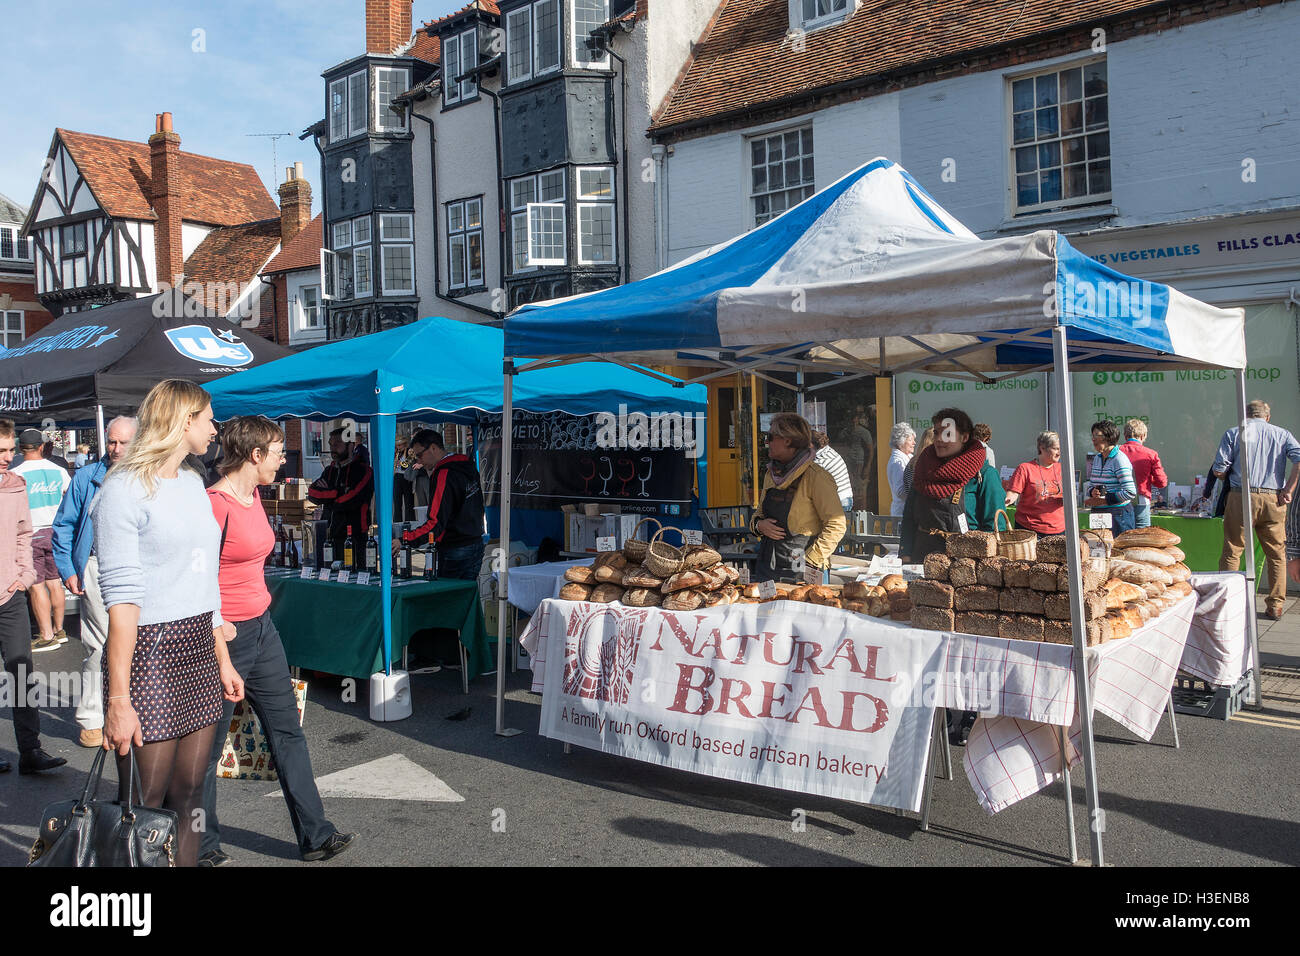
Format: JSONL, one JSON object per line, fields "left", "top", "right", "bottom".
{"left": 496, "top": 362, "right": 521, "bottom": 737}
{"left": 1052, "top": 326, "right": 1105, "bottom": 866}
{"left": 95, "top": 404, "right": 106, "bottom": 460}
{"left": 1234, "top": 372, "right": 1262, "bottom": 710}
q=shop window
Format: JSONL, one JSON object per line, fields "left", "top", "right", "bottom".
{"left": 1011, "top": 59, "right": 1110, "bottom": 214}
{"left": 749, "top": 127, "right": 814, "bottom": 227}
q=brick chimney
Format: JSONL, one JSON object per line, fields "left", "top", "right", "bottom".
{"left": 148, "top": 112, "right": 184, "bottom": 286}
{"left": 366, "top": 0, "right": 413, "bottom": 54}
{"left": 278, "top": 162, "right": 312, "bottom": 245}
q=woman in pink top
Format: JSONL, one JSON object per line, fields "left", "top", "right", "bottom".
{"left": 199, "top": 416, "right": 353, "bottom": 866}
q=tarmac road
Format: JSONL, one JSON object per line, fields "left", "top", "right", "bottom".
{"left": 1, "top": 604, "right": 1297, "bottom": 868}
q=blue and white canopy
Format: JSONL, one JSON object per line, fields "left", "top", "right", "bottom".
{"left": 505, "top": 158, "right": 1245, "bottom": 376}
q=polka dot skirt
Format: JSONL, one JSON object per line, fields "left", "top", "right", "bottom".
{"left": 104, "top": 613, "right": 222, "bottom": 742}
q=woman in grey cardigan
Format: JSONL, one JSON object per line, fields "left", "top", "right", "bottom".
{"left": 96, "top": 379, "right": 244, "bottom": 867}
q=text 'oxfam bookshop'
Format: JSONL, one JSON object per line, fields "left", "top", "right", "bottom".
{"left": 896, "top": 210, "right": 1300, "bottom": 484}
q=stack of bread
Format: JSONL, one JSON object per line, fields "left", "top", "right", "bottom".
{"left": 1102, "top": 526, "right": 1195, "bottom": 637}
{"left": 725, "top": 574, "right": 908, "bottom": 619}
{"left": 907, "top": 527, "right": 1195, "bottom": 645}
{"left": 558, "top": 544, "right": 744, "bottom": 609}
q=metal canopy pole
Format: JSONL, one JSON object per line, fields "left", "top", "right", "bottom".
{"left": 495, "top": 361, "right": 521, "bottom": 737}
{"left": 795, "top": 370, "right": 805, "bottom": 416}
{"left": 95, "top": 404, "right": 106, "bottom": 460}
{"left": 1052, "top": 326, "right": 1105, "bottom": 866}
{"left": 1234, "top": 372, "right": 1263, "bottom": 709}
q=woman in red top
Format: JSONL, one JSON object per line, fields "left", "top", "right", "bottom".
{"left": 199, "top": 416, "right": 354, "bottom": 866}
{"left": 1003, "top": 431, "right": 1065, "bottom": 534}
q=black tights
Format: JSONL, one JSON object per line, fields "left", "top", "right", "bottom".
{"left": 117, "top": 723, "right": 218, "bottom": 867}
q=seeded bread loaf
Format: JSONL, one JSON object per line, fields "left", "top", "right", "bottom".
{"left": 908, "top": 578, "right": 955, "bottom": 609}
{"left": 999, "top": 614, "right": 1045, "bottom": 642}
{"left": 947, "top": 558, "right": 978, "bottom": 589}
{"left": 945, "top": 531, "right": 997, "bottom": 559}
{"left": 999, "top": 587, "right": 1046, "bottom": 615}
{"left": 976, "top": 557, "right": 1008, "bottom": 587}
{"left": 1029, "top": 562, "right": 1061, "bottom": 592}
{"left": 923, "top": 552, "right": 952, "bottom": 581}
{"left": 955, "top": 585, "right": 1001, "bottom": 612}
{"left": 910, "top": 605, "right": 955, "bottom": 631}
{"left": 955, "top": 611, "right": 1002, "bottom": 637}
{"left": 1002, "top": 560, "right": 1034, "bottom": 588}
{"left": 1043, "top": 589, "right": 1107, "bottom": 621}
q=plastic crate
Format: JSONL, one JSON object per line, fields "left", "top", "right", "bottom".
{"left": 1171, "top": 670, "right": 1252, "bottom": 721}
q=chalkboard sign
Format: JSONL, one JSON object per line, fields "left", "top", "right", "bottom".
{"left": 477, "top": 411, "right": 697, "bottom": 512}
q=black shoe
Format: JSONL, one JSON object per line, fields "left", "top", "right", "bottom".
{"left": 302, "top": 831, "right": 356, "bottom": 862}
{"left": 198, "top": 848, "right": 235, "bottom": 867}
{"left": 0, "top": 755, "right": 10, "bottom": 773}
{"left": 19, "top": 749, "right": 67, "bottom": 774}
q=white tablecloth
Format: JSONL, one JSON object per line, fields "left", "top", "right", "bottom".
{"left": 497, "top": 560, "right": 589, "bottom": 614}
{"left": 1179, "top": 572, "right": 1251, "bottom": 686}
{"left": 520, "top": 593, "right": 1197, "bottom": 815}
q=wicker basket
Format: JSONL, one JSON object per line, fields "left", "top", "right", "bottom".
{"left": 643, "top": 526, "right": 685, "bottom": 578}
{"left": 621, "top": 517, "right": 662, "bottom": 563}
{"left": 994, "top": 509, "right": 1037, "bottom": 560}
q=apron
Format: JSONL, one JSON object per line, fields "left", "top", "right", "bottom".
{"left": 912, "top": 486, "right": 969, "bottom": 561}
{"left": 756, "top": 475, "right": 812, "bottom": 584}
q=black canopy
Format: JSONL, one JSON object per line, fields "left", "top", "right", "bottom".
{"left": 0, "top": 293, "right": 292, "bottom": 424}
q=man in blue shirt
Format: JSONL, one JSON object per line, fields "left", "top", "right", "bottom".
{"left": 50, "top": 416, "right": 136, "bottom": 747}
{"left": 1211, "top": 400, "right": 1300, "bottom": 620}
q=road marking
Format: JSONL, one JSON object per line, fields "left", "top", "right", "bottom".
{"left": 272, "top": 753, "right": 464, "bottom": 802}
{"left": 1230, "top": 712, "right": 1300, "bottom": 730}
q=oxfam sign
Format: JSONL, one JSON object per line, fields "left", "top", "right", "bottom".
{"left": 908, "top": 380, "right": 963, "bottom": 393}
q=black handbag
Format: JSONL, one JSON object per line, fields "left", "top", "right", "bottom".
{"left": 28, "top": 748, "right": 178, "bottom": 867}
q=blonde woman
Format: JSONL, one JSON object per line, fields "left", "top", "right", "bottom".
{"left": 94, "top": 380, "right": 244, "bottom": 867}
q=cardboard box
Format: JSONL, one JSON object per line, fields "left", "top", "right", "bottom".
{"left": 565, "top": 513, "right": 645, "bottom": 553}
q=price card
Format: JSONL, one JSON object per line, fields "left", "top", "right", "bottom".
{"left": 336, "top": 570, "right": 352, "bottom": 584}
{"left": 595, "top": 536, "right": 616, "bottom": 552}
{"left": 737, "top": 566, "right": 750, "bottom": 585}
{"left": 356, "top": 572, "right": 371, "bottom": 586}
{"left": 758, "top": 579, "right": 777, "bottom": 599}
{"left": 317, "top": 568, "right": 331, "bottom": 582}
{"left": 1089, "top": 512, "right": 1113, "bottom": 529}
{"left": 683, "top": 529, "right": 703, "bottom": 545}
{"left": 955, "top": 513, "right": 969, "bottom": 533}
{"left": 299, "top": 567, "right": 313, "bottom": 580}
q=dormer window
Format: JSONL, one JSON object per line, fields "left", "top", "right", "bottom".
{"left": 506, "top": 0, "right": 561, "bottom": 85}
{"left": 571, "top": 0, "right": 610, "bottom": 69}
{"left": 375, "top": 67, "right": 410, "bottom": 131}
{"left": 443, "top": 28, "right": 479, "bottom": 106}
{"left": 794, "top": 0, "right": 851, "bottom": 33}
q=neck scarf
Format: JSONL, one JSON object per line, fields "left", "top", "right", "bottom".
{"left": 767, "top": 446, "right": 815, "bottom": 489}
{"left": 912, "top": 440, "right": 986, "bottom": 500}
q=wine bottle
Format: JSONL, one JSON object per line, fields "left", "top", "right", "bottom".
{"left": 424, "top": 532, "right": 438, "bottom": 580}
{"left": 365, "top": 525, "right": 378, "bottom": 573}
{"left": 287, "top": 528, "right": 299, "bottom": 569}
{"left": 399, "top": 522, "right": 412, "bottom": 579}
{"left": 322, "top": 533, "right": 334, "bottom": 568}
{"left": 342, "top": 525, "right": 354, "bottom": 568}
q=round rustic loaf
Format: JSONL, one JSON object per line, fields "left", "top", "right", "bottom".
{"left": 559, "top": 582, "right": 593, "bottom": 601}
{"left": 1114, "top": 526, "right": 1181, "bottom": 548}
{"left": 564, "top": 565, "right": 596, "bottom": 584}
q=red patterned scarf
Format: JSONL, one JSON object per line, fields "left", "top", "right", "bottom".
{"left": 912, "top": 440, "right": 986, "bottom": 500}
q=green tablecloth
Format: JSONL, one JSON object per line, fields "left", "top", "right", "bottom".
{"left": 264, "top": 572, "right": 490, "bottom": 680}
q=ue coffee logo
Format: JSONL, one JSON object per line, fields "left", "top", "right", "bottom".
{"left": 164, "top": 325, "right": 254, "bottom": 368}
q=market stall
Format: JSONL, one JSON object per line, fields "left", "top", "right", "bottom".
{"left": 206, "top": 317, "right": 705, "bottom": 706}
{"left": 498, "top": 157, "right": 1257, "bottom": 864}
{"left": 0, "top": 291, "right": 291, "bottom": 448}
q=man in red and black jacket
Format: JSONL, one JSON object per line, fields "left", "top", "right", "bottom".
{"left": 309, "top": 427, "right": 374, "bottom": 554}
{"left": 393, "top": 429, "right": 485, "bottom": 580}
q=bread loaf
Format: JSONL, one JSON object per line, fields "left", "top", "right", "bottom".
{"left": 945, "top": 531, "right": 997, "bottom": 559}
{"left": 622, "top": 587, "right": 663, "bottom": 607}
{"left": 999, "top": 614, "right": 1045, "bottom": 642}
{"left": 681, "top": 544, "right": 723, "bottom": 570}
{"left": 1114, "top": 526, "right": 1181, "bottom": 548}
{"left": 1169, "top": 581, "right": 1195, "bottom": 598}
{"left": 955, "top": 585, "right": 1001, "bottom": 611}
{"left": 955, "top": 611, "right": 1002, "bottom": 637}
{"left": 878, "top": 574, "right": 908, "bottom": 593}
{"left": 559, "top": 582, "right": 594, "bottom": 601}
{"left": 976, "top": 557, "right": 1008, "bottom": 587}
{"left": 888, "top": 591, "right": 912, "bottom": 620}
{"left": 923, "top": 553, "right": 952, "bottom": 581}
{"left": 787, "top": 584, "right": 813, "bottom": 603}
{"left": 947, "top": 558, "right": 978, "bottom": 589}
{"left": 1116, "top": 546, "right": 1175, "bottom": 567}
{"left": 662, "top": 569, "right": 708, "bottom": 593}
{"left": 701, "top": 565, "right": 731, "bottom": 591}
{"left": 564, "top": 565, "right": 596, "bottom": 584}
{"left": 1044, "top": 589, "right": 1106, "bottom": 621}
{"left": 910, "top": 606, "right": 954, "bottom": 631}
{"left": 588, "top": 583, "right": 625, "bottom": 604}
{"left": 700, "top": 590, "right": 730, "bottom": 608}
{"left": 999, "top": 587, "right": 1046, "bottom": 615}
{"left": 1029, "top": 562, "right": 1061, "bottom": 592}
{"left": 806, "top": 585, "right": 840, "bottom": 606}
{"left": 720, "top": 564, "right": 741, "bottom": 586}
{"left": 621, "top": 566, "right": 665, "bottom": 589}
{"left": 867, "top": 594, "right": 891, "bottom": 618}
{"left": 908, "top": 579, "right": 955, "bottom": 609}
{"left": 662, "top": 589, "right": 705, "bottom": 611}
{"left": 1002, "top": 560, "right": 1034, "bottom": 588}
{"left": 1043, "top": 618, "right": 1110, "bottom": 646}
{"left": 1167, "top": 562, "right": 1192, "bottom": 583}
{"left": 1036, "top": 535, "right": 1087, "bottom": 565}
{"left": 1141, "top": 580, "right": 1166, "bottom": 598}
{"left": 1164, "top": 545, "right": 1186, "bottom": 562}
{"left": 1112, "top": 559, "right": 1173, "bottom": 586}
{"left": 843, "top": 581, "right": 885, "bottom": 601}
{"left": 741, "top": 583, "right": 762, "bottom": 599}
{"left": 1103, "top": 579, "right": 1146, "bottom": 608}
{"left": 1057, "top": 561, "right": 1107, "bottom": 592}
{"left": 1104, "top": 613, "right": 1133, "bottom": 640}
{"left": 719, "top": 585, "right": 739, "bottom": 604}
{"left": 594, "top": 558, "right": 631, "bottom": 583}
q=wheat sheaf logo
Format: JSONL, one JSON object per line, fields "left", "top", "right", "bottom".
{"left": 562, "top": 607, "right": 647, "bottom": 704}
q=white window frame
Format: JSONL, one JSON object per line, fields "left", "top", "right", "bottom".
{"left": 794, "top": 0, "right": 851, "bottom": 32}
{"left": 330, "top": 70, "right": 368, "bottom": 143}
{"left": 0, "top": 226, "right": 30, "bottom": 261}
{"left": 507, "top": 0, "right": 561, "bottom": 85}
{"left": 353, "top": 247, "right": 373, "bottom": 297}
{"left": 320, "top": 248, "right": 337, "bottom": 300}
{"left": 575, "top": 166, "right": 615, "bottom": 265}
{"left": 446, "top": 197, "right": 484, "bottom": 289}
{"left": 380, "top": 244, "right": 415, "bottom": 296}
{"left": 297, "top": 286, "right": 323, "bottom": 331}
{"left": 1008, "top": 57, "right": 1111, "bottom": 217}
{"left": 510, "top": 170, "right": 566, "bottom": 271}
{"left": 570, "top": 0, "right": 610, "bottom": 69}
{"left": 324, "top": 215, "right": 374, "bottom": 301}
{"left": 379, "top": 214, "right": 413, "bottom": 241}
{"left": 378, "top": 213, "right": 415, "bottom": 295}
{"left": 374, "top": 67, "right": 410, "bottom": 132}
{"left": 748, "top": 125, "right": 815, "bottom": 228}
{"left": 1, "top": 310, "right": 24, "bottom": 348}
{"left": 329, "top": 77, "right": 348, "bottom": 142}
{"left": 444, "top": 31, "right": 463, "bottom": 105}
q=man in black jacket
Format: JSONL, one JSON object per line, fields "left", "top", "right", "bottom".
{"left": 309, "top": 426, "right": 374, "bottom": 553}
{"left": 393, "top": 429, "right": 484, "bottom": 580}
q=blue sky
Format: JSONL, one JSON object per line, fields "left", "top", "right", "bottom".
{"left": 2, "top": 0, "right": 463, "bottom": 217}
